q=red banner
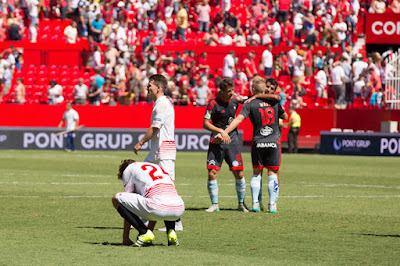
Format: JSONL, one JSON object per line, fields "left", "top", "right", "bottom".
{"left": 365, "top": 13, "right": 400, "bottom": 44}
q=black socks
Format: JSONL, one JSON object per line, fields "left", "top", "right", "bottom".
{"left": 117, "top": 205, "right": 147, "bottom": 235}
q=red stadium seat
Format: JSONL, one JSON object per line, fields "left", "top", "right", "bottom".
{"left": 48, "top": 70, "right": 58, "bottom": 79}
{"left": 37, "top": 77, "right": 48, "bottom": 85}
{"left": 59, "top": 78, "right": 69, "bottom": 86}
{"left": 25, "top": 77, "right": 34, "bottom": 85}
{"left": 59, "top": 71, "right": 70, "bottom": 79}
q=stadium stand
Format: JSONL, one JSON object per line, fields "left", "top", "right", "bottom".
{"left": 0, "top": 0, "right": 396, "bottom": 110}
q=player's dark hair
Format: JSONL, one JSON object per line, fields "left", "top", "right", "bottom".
{"left": 117, "top": 159, "right": 136, "bottom": 180}
{"left": 266, "top": 77, "right": 279, "bottom": 90}
{"left": 219, "top": 78, "right": 234, "bottom": 91}
{"left": 149, "top": 74, "right": 168, "bottom": 92}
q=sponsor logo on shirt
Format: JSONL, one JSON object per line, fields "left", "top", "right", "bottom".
{"left": 256, "top": 142, "right": 277, "bottom": 148}
{"left": 260, "top": 126, "right": 273, "bottom": 136}
{"left": 204, "top": 110, "right": 211, "bottom": 119}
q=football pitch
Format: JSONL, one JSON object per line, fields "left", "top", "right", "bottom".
{"left": 1, "top": 150, "right": 399, "bottom": 265}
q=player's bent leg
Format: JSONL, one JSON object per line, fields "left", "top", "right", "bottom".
{"left": 206, "top": 169, "right": 219, "bottom": 212}
{"left": 112, "top": 194, "right": 120, "bottom": 209}
{"left": 114, "top": 193, "right": 150, "bottom": 232}
{"left": 164, "top": 220, "right": 179, "bottom": 246}
{"left": 267, "top": 169, "right": 279, "bottom": 213}
{"left": 133, "top": 230, "right": 155, "bottom": 247}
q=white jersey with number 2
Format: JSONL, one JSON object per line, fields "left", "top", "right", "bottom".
{"left": 116, "top": 162, "right": 184, "bottom": 221}
{"left": 123, "top": 162, "right": 181, "bottom": 202}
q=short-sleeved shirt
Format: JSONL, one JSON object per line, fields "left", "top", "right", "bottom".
{"left": 146, "top": 96, "right": 176, "bottom": 162}
{"left": 176, "top": 8, "right": 188, "bottom": 28}
{"left": 63, "top": 108, "right": 79, "bottom": 131}
{"left": 330, "top": 65, "right": 345, "bottom": 85}
{"left": 91, "top": 18, "right": 104, "bottom": 31}
{"left": 89, "top": 84, "right": 100, "bottom": 103}
{"left": 95, "top": 75, "right": 105, "bottom": 90}
{"left": 279, "top": 0, "right": 291, "bottom": 11}
{"left": 193, "top": 85, "right": 211, "bottom": 106}
{"left": 122, "top": 162, "right": 182, "bottom": 206}
{"left": 240, "top": 98, "right": 284, "bottom": 143}
{"left": 243, "top": 58, "right": 257, "bottom": 77}
{"left": 262, "top": 49, "right": 273, "bottom": 68}
{"left": 74, "top": 84, "right": 88, "bottom": 99}
{"left": 204, "top": 96, "right": 240, "bottom": 143}
{"left": 223, "top": 54, "right": 235, "bottom": 78}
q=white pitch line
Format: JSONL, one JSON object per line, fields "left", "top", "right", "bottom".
{"left": 298, "top": 182, "right": 400, "bottom": 190}
{"left": 0, "top": 195, "right": 400, "bottom": 199}
{"left": 0, "top": 181, "right": 116, "bottom": 185}
{"left": 60, "top": 174, "right": 112, "bottom": 178}
{"left": 0, "top": 181, "right": 234, "bottom": 186}
{"left": 1, "top": 173, "right": 112, "bottom": 178}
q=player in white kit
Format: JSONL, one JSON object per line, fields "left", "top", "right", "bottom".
{"left": 133, "top": 74, "right": 183, "bottom": 231}
{"left": 112, "top": 159, "right": 185, "bottom": 247}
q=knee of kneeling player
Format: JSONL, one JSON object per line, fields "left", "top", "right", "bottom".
{"left": 112, "top": 194, "right": 121, "bottom": 209}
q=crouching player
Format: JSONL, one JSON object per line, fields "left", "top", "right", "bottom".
{"left": 112, "top": 159, "right": 185, "bottom": 247}
{"left": 222, "top": 77, "right": 287, "bottom": 213}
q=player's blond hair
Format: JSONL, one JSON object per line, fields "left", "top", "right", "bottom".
{"left": 252, "top": 76, "right": 266, "bottom": 94}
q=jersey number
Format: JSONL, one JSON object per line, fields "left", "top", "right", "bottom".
{"left": 141, "top": 164, "right": 169, "bottom": 181}
{"left": 259, "top": 107, "right": 275, "bottom": 125}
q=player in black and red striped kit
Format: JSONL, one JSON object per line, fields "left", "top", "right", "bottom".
{"left": 203, "top": 78, "right": 248, "bottom": 213}
{"left": 223, "top": 77, "right": 288, "bottom": 213}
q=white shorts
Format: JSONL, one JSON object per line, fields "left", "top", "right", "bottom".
{"left": 145, "top": 158, "right": 175, "bottom": 181}
{"left": 115, "top": 192, "right": 184, "bottom": 221}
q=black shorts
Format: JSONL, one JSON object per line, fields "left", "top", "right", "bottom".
{"left": 207, "top": 143, "right": 244, "bottom": 171}
{"left": 251, "top": 140, "right": 281, "bottom": 171}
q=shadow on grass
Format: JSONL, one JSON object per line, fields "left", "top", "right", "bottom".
{"left": 358, "top": 233, "right": 400, "bottom": 238}
{"left": 77, "top": 226, "right": 123, "bottom": 230}
{"left": 86, "top": 242, "right": 164, "bottom": 247}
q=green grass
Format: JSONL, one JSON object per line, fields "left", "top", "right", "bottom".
{"left": 0, "top": 150, "right": 399, "bottom": 265}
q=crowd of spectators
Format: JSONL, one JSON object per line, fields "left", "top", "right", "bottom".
{"left": 0, "top": 0, "right": 398, "bottom": 109}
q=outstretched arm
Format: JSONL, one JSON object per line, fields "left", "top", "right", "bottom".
{"left": 58, "top": 118, "right": 65, "bottom": 128}
{"left": 224, "top": 114, "right": 245, "bottom": 135}
{"left": 245, "top": 93, "right": 281, "bottom": 103}
{"left": 122, "top": 220, "right": 133, "bottom": 245}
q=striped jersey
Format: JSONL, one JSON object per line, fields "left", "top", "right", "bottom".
{"left": 122, "top": 162, "right": 182, "bottom": 203}
{"left": 146, "top": 95, "right": 176, "bottom": 161}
